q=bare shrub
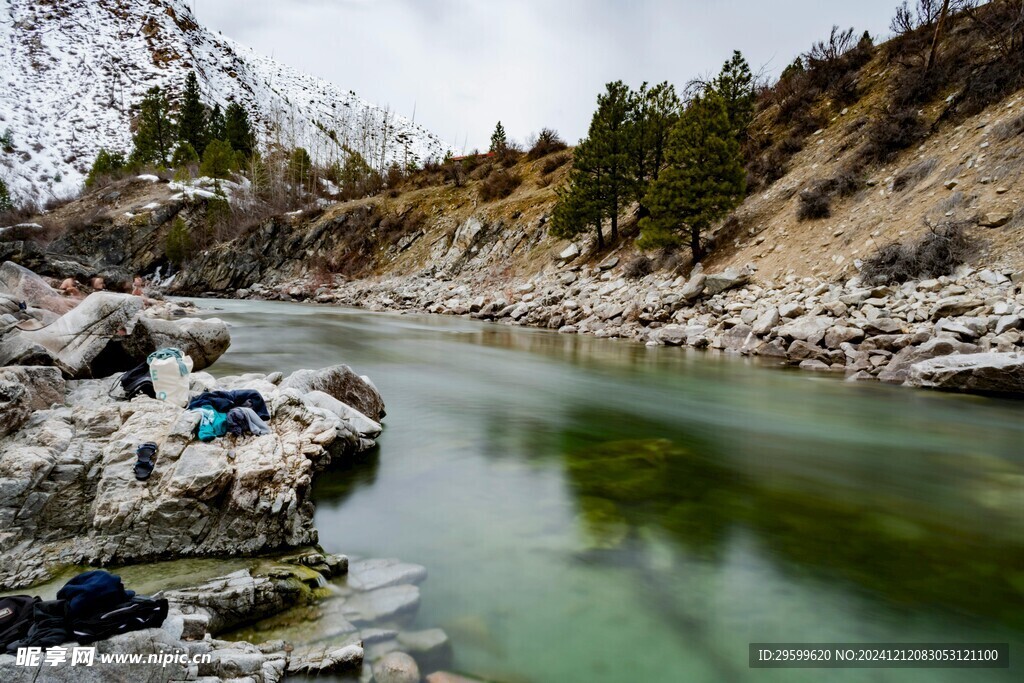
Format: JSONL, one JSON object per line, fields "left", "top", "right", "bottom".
{"left": 623, "top": 255, "right": 653, "bottom": 280}
{"left": 797, "top": 182, "right": 833, "bottom": 220}
{"left": 527, "top": 128, "right": 568, "bottom": 160}
{"left": 859, "top": 105, "right": 928, "bottom": 164}
{"left": 892, "top": 158, "right": 938, "bottom": 191}
{"left": 541, "top": 152, "right": 570, "bottom": 175}
{"left": 993, "top": 112, "right": 1024, "bottom": 140}
{"left": 860, "top": 221, "right": 973, "bottom": 283}
{"left": 478, "top": 170, "right": 522, "bottom": 202}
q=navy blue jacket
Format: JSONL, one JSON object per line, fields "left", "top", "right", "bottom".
{"left": 187, "top": 390, "right": 270, "bottom": 420}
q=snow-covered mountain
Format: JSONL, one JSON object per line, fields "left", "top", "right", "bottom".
{"left": 0, "top": 0, "right": 450, "bottom": 205}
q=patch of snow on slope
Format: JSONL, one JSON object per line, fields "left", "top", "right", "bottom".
{"left": 0, "top": 0, "right": 450, "bottom": 206}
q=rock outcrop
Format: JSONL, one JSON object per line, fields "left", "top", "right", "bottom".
{"left": 0, "top": 263, "right": 231, "bottom": 378}
{"left": 0, "top": 364, "right": 383, "bottom": 590}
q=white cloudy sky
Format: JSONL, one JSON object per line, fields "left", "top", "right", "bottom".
{"left": 192, "top": 0, "right": 900, "bottom": 151}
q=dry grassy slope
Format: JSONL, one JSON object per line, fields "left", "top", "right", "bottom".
{"left": 706, "top": 78, "right": 1024, "bottom": 282}
{"left": 351, "top": 85, "right": 1024, "bottom": 289}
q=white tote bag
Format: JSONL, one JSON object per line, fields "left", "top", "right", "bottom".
{"left": 147, "top": 348, "right": 194, "bottom": 407}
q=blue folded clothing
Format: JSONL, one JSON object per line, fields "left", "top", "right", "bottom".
{"left": 56, "top": 570, "right": 135, "bottom": 621}
{"left": 187, "top": 390, "right": 270, "bottom": 420}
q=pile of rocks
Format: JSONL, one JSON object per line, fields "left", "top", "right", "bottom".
{"left": 249, "top": 262, "right": 1024, "bottom": 396}
{"left": 0, "top": 364, "right": 385, "bottom": 590}
{"left": 0, "top": 550, "right": 451, "bottom": 683}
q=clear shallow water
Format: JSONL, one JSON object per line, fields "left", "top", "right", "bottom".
{"left": 195, "top": 298, "right": 1023, "bottom": 683}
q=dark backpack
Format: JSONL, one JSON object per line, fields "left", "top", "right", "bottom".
{"left": 0, "top": 595, "right": 40, "bottom": 650}
{"left": 109, "top": 361, "right": 155, "bottom": 400}
{"left": 68, "top": 596, "right": 168, "bottom": 645}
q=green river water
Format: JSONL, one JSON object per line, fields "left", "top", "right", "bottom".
{"left": 191, "top": 299, "right": 1021, "bottom": 682}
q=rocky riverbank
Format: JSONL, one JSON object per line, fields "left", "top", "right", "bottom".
{"left": 0, "top": 549, "right": 455, "bottom": 683}
{"left": 238, "top": 259, "right": 1024, "bottom": 396}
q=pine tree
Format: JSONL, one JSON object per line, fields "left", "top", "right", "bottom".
{"left": 638, "top": 91, "right": 746, "bottom": 261}
{"left": 85, "top": 149, "right": 127, "bottom": 187}
{"left": 165, "top": 216, "right": 192, "bottom": 266}
{"left": 550, "top": 163, "right": 606, "bottom": 249}
{"left": 0, "top": 177, "right": 12, "bottom": 213}
{"left": 630, "top": 81, "right": 681, "bottom": 214}
{"left": 713, "top": 50, "right": 755, "bottom": 140}
{"left": 177, "top": 72, "right": 207, "bottom": 154}
{"left": 131, "top": 86, "right": 175, "bottom": 166}
{"left": 206, "top": 104, "right": 226, "bottom": 147}
{"left": 289, "top": 147, "right": 312, "bottom": 188}
{"left": 171, "top": 142, "right": 199, "bottom": 169}
{"left": 489, "top": 121, "right": 508, "bottom": 153}
{"left": 225, "top": 102, "right": 255, "bottom": 157}
{"left": 200, "top": 139, "right": 235, "bottom": 179}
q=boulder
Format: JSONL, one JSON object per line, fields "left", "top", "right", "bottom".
{"left": 123, "top": 316, "right": 231, "bottom": 371}
{"left": 978, "top": 210, "right": 1012, "bottom": 228}
{"left": 824, "top": 326, "right": 865, "bottom": 348}
{"left": 0, "top": 261, "right": 76, "bottom": 315}
{"left": 906, "top": 352, "right": 1024, "bottom": 395}
{"left": 0, "top": 365, "right": 64, "bottom": 411}
{"left": 558, "top": 243, "right": 580, "bottom": 260}
{"left": 373, "top": 651, "right": 421, "bottom": 683}
{"left": 776, "top": 315, "right": 833, "bottom": 342}
{"left": 877, "top": 337, "right": 980, "bottom": 384}
{"left": 752, "top": 308, "right": 780, "bottom": 336}
{"left": 281, "top": 365, "right": 386, "bottom": 420}
{"left": 598, "top": 256, "right": 619, "bottom": 270}
{"left": 722, "top": 324, "right": 756, "bottom": 354}
{"left": 862, "top": 317, "right": 905, "bottom": 335}
{"left": 680, "top": 273, "right": 706, "bottom": 302}
{"left": 342, "top": 585, "right": 420, "bottom": 624}
{"left": 0, "top": 292, "right": 143, "bottom": 378}
{"left": 303, "top": 390, "right": 382, "bottom": 438}
{"left": 704, "top": 267, "right": 749, "bottom": 296}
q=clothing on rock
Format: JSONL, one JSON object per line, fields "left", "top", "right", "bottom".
{"left": 226, "top": 406, "right": 271, "bottom": 436}
{"left": 188, "top": 390, "right": 270, "bottom": 420}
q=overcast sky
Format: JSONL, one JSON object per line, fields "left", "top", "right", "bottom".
{"left": 192, "top": 0, "right": 900, "bottom": 152}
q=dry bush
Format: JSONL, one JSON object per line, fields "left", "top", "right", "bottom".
{"left": 860, "top": 221, "right": 973, "bottom": 284}
{"left": 541, "top": 152, "right": 570, "bottom": 175}
{"left": 859, "top": 105, "right": 928, "bottom": 165}
{"left": 892, "top": 158, "right": 938, "bottom": 191}
{"left": 797, "top": 182, "right": 833, "bottom": 220}
{"left": 623, "top": 255, "right": 653, "bottom": 279}
{"left": 993, "top": 112, "right": 1024, "bottom": 140}
{"left": 478, "top": 170, "right": 522, "bottom": 202}
{"left": 527, "top": 128, "right": 568, "bottom": 160}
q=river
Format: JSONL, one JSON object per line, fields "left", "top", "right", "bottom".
{"left": 195, "top": 298, "right": 1022, "bottom": 683}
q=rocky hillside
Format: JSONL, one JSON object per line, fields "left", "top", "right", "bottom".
{"left": 0, "top": 0, "right": 449, "bottom": 206}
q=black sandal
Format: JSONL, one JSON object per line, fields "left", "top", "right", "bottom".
{"left": 134, "top": 442, "right": 157, "bottom": 481}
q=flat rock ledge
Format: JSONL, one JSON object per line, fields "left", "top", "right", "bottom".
{"left": 0, "top": 550, "right": 443, "bottom": 683}
{"left": 0, "top": 364, "right": 385, "bottom": 590}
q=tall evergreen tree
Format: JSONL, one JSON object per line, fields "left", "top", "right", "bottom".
{"left": 569, "top": 81, "right": 635, "bottom": 243}
{"left": 131, "top": 86, "right": 175, "bottom": 166}
{"left": 638, "top": 91, "right": 745, "bottom": 261}
{"left": 489, "top": 121, "right": 508, "bottom": 153}
{"left": 713, "top": 50, "right": 755, "bottom": 140}
{"left": 550, "top": 160, "right": 606, "bottom": 249}
{"left": 630, "top": 81, "right": 681, "bottom": 215}
{"left": 177, "top": 71, "right": 207, "bottom": 154}
{"left": 206, "top": 104, "right": 226, "bottom": 147}
{"left": 225, "top": 102, "right": 255, "bottom": 157}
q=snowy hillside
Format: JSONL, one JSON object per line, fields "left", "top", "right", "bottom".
{"left": 0, "top": 0, "right": 451, "bottom": 205}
